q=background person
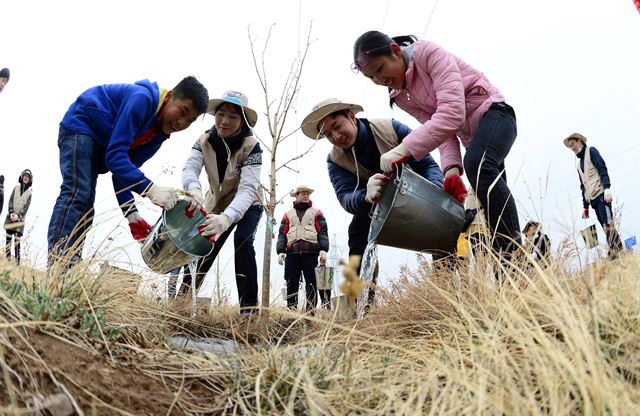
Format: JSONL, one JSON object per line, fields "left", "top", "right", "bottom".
{"left": 522, "top": 221, "right": 551, "bottom": 264}
{"left": 564, "top": 132, "right": 623, "bottom": 259}
{"left": 276, "top": 186, "right": 329, "bottom": 312}
{"left": 4, "top": 169, "right": 33, "bottom": 264}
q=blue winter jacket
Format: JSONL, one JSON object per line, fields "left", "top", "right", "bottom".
{"left": 60, "top": 80, "right": 167, "bottom": 211}
{"left": 328, "top": 118, "right": 444, "bottom": 215}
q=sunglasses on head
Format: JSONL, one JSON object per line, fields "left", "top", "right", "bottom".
{"left": 350, "top": 45, "right": 391, "bottom": 74}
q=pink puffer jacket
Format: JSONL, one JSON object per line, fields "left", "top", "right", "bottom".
{"left": 390, "top": 40, "right": 504, "bottom": 174}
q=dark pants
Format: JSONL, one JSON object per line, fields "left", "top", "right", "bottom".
{"left": 47, "top": 128, "right": 100, "bottom": 267}
{"left": 349, "top": 213, "right": 378, "bottom": 305}
{"left": 464, "top": 103, "right": 521, "bottom": 257}
{"left": 284, "top": 253, "right": 318, "bottom": 311}
{"left": 590, "top": 193, "right": 623, "bottom": 257}
{"left": 318, "top": 290, "right": 331, "bottom": 309}
{"left": 5, "top": 230, "right": 22, "bottom": 264}
{"left": 181, "top": 205, "right": 263, "bottom": 311}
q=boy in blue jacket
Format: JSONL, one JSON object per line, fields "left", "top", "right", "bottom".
{"left": 301, "top": 98, "right": 444, "bottom": 304}
{"left": 48, "top": 76, "right": 209, "bottom": 266}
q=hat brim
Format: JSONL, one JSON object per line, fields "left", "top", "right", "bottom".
{"left": 563, "top": 133, "right": 587, "bottom": 148}
{"left": 301, "top": 103, "right": 363, "bottom": 139}
{"left": 207, "top": 98, "right": 258, "bottom": 128}
{"left": 290, "top": 187, "right": 314, "bottom": 197}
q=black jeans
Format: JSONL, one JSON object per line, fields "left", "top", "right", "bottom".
{"left": 590, "top": 193, "right": 623, "bottom": 255}
{"left": 181, "top": 205, "right": 263, "bottom": 310}
{"left": 284, "top": 253, "right": 318, "bottom": 311}
{"left": 464, "top": 102, "right": 521, "bottom": 256}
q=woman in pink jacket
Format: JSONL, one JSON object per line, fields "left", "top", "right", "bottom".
{"left": 352, "top": 30, "right": 521, "bottom": 260}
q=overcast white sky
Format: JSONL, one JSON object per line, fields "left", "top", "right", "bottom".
{"left": 1, "top": 0, "right": 639, "bottom": 305}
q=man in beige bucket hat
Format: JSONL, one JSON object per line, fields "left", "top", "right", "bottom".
{"left": 300, "top": 98, "right": 444, "bottom": 308}
{"left": 564, "top": 132, "right": 623, "bottom": 259}
{"left": 276, "top": 185, "right": 329, "bottom": 311}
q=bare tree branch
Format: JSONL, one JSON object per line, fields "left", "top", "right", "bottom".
{"left": 276, "top": 140, "right": 318, "bottom": 172}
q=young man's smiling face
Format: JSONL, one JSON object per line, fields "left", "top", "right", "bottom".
{"left": 318, "top": 111, "right": 359, "bottom": 149}
{"left": 160, "top": 91, "right": 200, "bottom": 135}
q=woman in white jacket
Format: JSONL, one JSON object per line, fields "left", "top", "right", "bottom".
{"left": 181, "top": 91, "right": 263, "bottom": 314}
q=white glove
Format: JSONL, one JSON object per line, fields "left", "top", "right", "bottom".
{"left": 198, "top": 213, "right": 232, "bottom": 237}
{"left": 380, "top": 142, "right": 410, "bottom": 173}
{"left": 319, "top": 250, "right": 327, "bottom": 266}
{"left": 146, "top": 184, "right": 178, "bottom": 210}
{"left": 187, "top": 187, "right": 204, "bottom": 211}
{"left": 604, "top": 188, "right": 612, "bottom": 204}
{"left": 277, "top": 253, "right": 286, "bottom": 265}
{"left": 365, "top": 173, "right": 389, "bottom": 204}
{"left": 9, "top": 212, "right": 19, "bottom": 222}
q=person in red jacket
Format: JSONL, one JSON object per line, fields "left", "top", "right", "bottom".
{"left": 276, "top": 186, "right": 329, "bottom": 312}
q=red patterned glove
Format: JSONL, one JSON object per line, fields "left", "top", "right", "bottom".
{"left": 127, "top": 212, "right": 153, "bottom": 242}
{"left": 581, "top": 208, "right": 589, "bottom": 219}
{"left": 444, "top": 175, "right": 467, "bottom": 204}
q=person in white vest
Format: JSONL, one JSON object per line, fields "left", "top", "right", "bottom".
{"left": 181, "top": 90, "right": 263, "bottom": 314}
{"left": 564, "top": 133, "right": 623, "bottom": 259}
{"left": 4, "top": 169, "right": 32, "bottom": 264}
{"left": 276, "top": 185, "right": 329, "bottom": 312}
{"left": 300, "top": 98, "right": 443, "bottom": 308}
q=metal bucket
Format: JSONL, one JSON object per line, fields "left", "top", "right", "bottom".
{"left": 314, "top": 265, "right": 334, "bottom": 290}
{"left": 141, "top": 200, "right": 214, "bottom": 274}
{"left": 368, "top": 164, "right": 465, "bottom": 255}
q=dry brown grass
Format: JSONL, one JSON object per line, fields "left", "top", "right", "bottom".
{"left": 1, "top": 251, "right": 639, "bottom": 415}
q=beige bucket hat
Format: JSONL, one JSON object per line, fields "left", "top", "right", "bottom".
{"left": 563, "top": 132, "right": 587, "bottom": 148}
{"left": 300, "top": 98, "right": 363, "bottom": 139}
{"left": 207, "top": 90, "right": 258, "bottom": 127}
{"left": 289, "top": 185, "right": 314, "bottom": 197}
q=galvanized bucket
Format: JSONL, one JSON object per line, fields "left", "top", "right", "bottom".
{"left": 314, "top": 265, "right": 334, "bottom": 290}
{"left": 141, "top": 200, "right": 214, "bottom": 274}
{"left": 368, "top": 164, "right": 465, "bottom": 255}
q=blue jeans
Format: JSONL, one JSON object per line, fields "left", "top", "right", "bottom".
{"left": 464, "top": 103, "right": 521, "bottom": 256}
{"left": 181, "top": 204, "right": 263, "bottom": 311}
{"left": 590, "top": 193, "right": 623, "bottom": 256}
{"left": 48, "top": 128, "right": 102, "bottom": 265}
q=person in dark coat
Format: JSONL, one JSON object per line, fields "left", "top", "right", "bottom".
{"left": 522, "top": 221, "right": 551, "bottom": 264}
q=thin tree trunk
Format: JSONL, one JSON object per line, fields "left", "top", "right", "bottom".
{"left": 260, "top": 153, "right": 278, "bottom": 317}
